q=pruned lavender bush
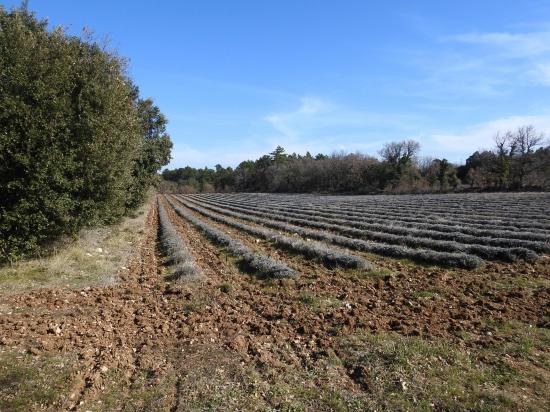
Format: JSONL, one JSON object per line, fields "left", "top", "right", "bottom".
{"left": 172, "top": 197, "right": 374, "bottom": 270}
{"left": 185, "top": 196, "right": 547, "bottom": 256}
{"left": 178, "top": 196, "right": 483, "bottom": 269}
{"left": 157, "top": 199, "right": 202, "bottom": 281}
{"left": 206, "top": 195, "right": 550, "bottom": 235}
{"left": 165, "top": 197, "right": 297, "bottom": 278}
{"left": 192, "top": 192, "right": 550, "bottom": 231}
{"left": 191, "top": 195, "right": 550, "bottom": 245}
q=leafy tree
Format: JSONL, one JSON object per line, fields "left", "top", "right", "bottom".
{"left": 379, "top": 140, "right": 421, "bottom": 189}
{"left": 270, "top": 145, "right": 289, "bottom": 164}
{"left": 0, "top": 6, "right": 171, "bottom": 262}
{"left": 161, "top": 132, "right": 548, "bottom": 196}
{"left": 127, "top": 98, "right": 173, "bottom": 208}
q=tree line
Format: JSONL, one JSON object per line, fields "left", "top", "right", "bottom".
{"left": 0, "top": 6, "right": 172, "bottom": 262}
{"left": 160, "top": 126, "right": 549, "bottom": 194}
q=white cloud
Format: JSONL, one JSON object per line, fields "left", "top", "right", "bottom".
{"left": 429, "top": 113, "right": 550, "bottom": 159}
{"left": 168, "top": 111, "right": 550, "bottom": 168}
{"left": 263, "top": 96, "right": 422, "bottom": 142}
{"left": 532, "top": 62, "right": 550, "bottom": 85}
{"left": 264, "top": 97, "right": 333, "bottom": 139}
{"left": 169, "top": 97, "right": 427, "bottom": 168}
{"left": 442, "top": 30, "right": 550, "bottom": 87}
{"left": 446, "top": 31, "right": 550, "bottom": 57}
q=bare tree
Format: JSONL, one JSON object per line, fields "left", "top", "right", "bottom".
{"left": 494, "top": 131, "right": 513, "bottom": 156}
{"left": 379, "top": 140, "right": 420, "bottom": 165}
{"left": 513, "top": 125, "right": 544, "bottom": 155}
{"left": 509, "top": 126, "right": 546, "bottom": 188}
{"left": 493, "top": 131, "right": 514, "bottom": 188}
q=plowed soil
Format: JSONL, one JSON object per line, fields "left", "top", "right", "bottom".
{"left": 1, "top": 198, "right": 549, "bottom": 411}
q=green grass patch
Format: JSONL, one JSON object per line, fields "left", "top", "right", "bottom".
{"left": 485, "top": 319, "right": 550, "bottom": 364}
{"left": 219, "top": 282, "right": 232, "bottom": 294}
{"left": 492, "top": 276, "right": 550, "bottom": 290}
{"left": 337, "top": 329, "right": 549, "bottom": 410}
{"left": 182, "top": 301, "right": 204, "bottom": 313}
{"left": 411, "top": 288, "right": 440, "bottom": 299}
{"left": 0, "top": 351, "right": 76, "bottom": 411}
{"left": 0, "top": 196, "right": 153, "bottom": 295}
{"left": 298, "top": 292, "right": 321, "bottom": 307}
{"left": 297, "top": 292, "right": 343, "bottom": 313}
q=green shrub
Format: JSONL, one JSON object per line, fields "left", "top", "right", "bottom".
{"left": 0, "top": 6, "right": 171, "bottom": 262}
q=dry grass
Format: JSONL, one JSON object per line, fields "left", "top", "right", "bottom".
{"left": 0, "top": 196, "right": 153, "bottom": 295}
{"left": 335, "top": 325, "right": 550, "bottom": 411}
{"left": 0, "top": 350, "right": 76, "bottom": 411}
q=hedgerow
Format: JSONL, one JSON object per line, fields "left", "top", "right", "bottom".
{"left": 0, "top": 7, "right": 172, "bottom": 263}
{"left": 195, "top": 195, "right": 550, "bottom": 242}
{"left": 209, "top": 195, "right": 550, "bottom": 233}
{"left": 197, "top": 192, "right": 550, "bottom": 227}
{"left": 172, "top": 197, "right": 373, "bottom": 270}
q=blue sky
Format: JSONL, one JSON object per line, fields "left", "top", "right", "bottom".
{"left": 3, "top": 1, "right": 550, "bottom": 167}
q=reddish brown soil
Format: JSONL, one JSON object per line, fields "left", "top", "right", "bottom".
{"left": 0, "top": 197, "right": 549, "bottom": 410}
{"left": 169, "top": 196, "right": 550, "bottom": 342}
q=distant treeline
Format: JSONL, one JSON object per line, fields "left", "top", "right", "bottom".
{"left": 161, "top": 126, "right": 549, "bottom": 194}
{"left": 0, "top": 6, "right": 172, "bottom": 262}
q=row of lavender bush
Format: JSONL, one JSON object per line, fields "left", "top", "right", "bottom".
{"left": 177, "top": 196, "right": 482, "bottom": 270}
{"left": 165, "top": 197, "right": 297, "bottom": 278}
{"left": 173, "top": 197, "right": 373, "bottom": 271}
{"left": 157, "top": 200, "right": 202, "bottom": 281}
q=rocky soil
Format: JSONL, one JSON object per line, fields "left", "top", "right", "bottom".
{"left": 0, "top": 198, "right": 548, "bottom": 411}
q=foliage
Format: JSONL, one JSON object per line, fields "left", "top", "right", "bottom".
{"left": 162, "top": 126, "right": 548, "bottom": 194}
{"left": 0, "top": 6, "right": 171, "bottom": 262}
{"left": 459, "top": 126, "right": 549, "bottom": 190}
{"left": 127, "top": 99, "right": 173, "bottom": 209}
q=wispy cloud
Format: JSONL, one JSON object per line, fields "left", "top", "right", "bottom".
{"left": 264, "top": 97, "right": 335, "bottom": 139}
{"left": 169, "top": 96, "right": 428, "bottom": 167}
{"left": 532, "top": 62, "right": 550, "bottom": 85}
{"left": 445, "top": 31, "right": 550, "bottom": 57}
{"left": 264, "top": 96, "right": 422, "bottom": 142}
{"left": 441, "top": 30, "right": 550, "bottom": 87}
{"left": 428, "top": 112, "right": 550, "bottom": 160}
{"left": 169, "top": 103, "right": 550, "bottom": 167}
{"left": 167, "top": 27, "right": 550, "bottom": 168}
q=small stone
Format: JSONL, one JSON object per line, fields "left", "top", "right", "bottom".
{"left": 232, "top": 335, "right": 248, "bottom": 353}
{"left": 28, "top": 347, "right": 41, "bottom": 355}
{"left": 95, "top": 247, "right": 103, "bottom": 253}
